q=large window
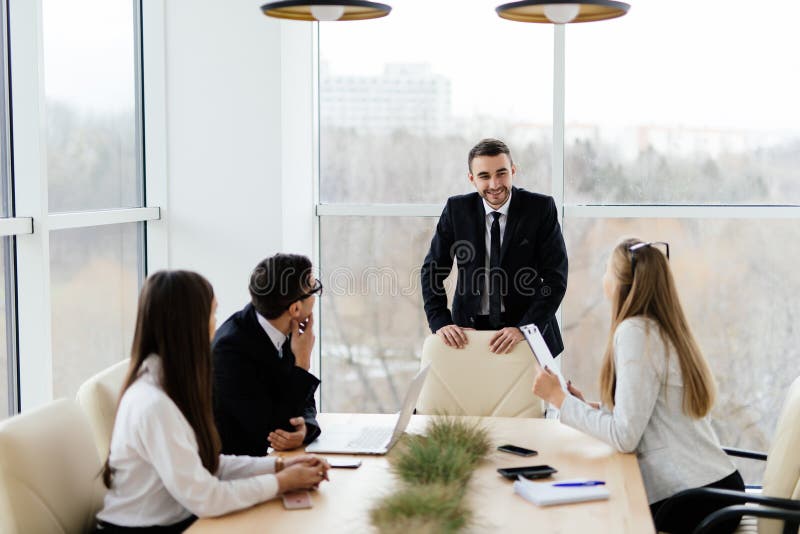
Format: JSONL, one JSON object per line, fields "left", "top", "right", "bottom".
{"left": 43, "top": 0, "right": 140, "bottom": 212}
{"left": 318, "top": 0, "right": 800, "bottom": 483}
{"left": 564, "top": 1, "right": 800, "bottom": 204}
{"left": 3, "top": 0, "right": 157, "bottom": 414}
{"left": 50, "top": 223, "right": 141, "bottom": 398}
{"left": 40, "top": 0, "right": 145, "bottom": 400}
{"left": 560, "top": 1, "right": 800, "bottom": 482}
{"left": 319, "top": 0, "right": 552, "bottom": 412}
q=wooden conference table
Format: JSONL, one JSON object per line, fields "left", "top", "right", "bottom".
{"left": 189, "top": 413, "right": 654, "bottom": 533}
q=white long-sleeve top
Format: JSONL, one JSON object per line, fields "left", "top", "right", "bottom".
{"left": 97, "top": 355, "right": 280, "bottom": 527}
{"left": 560, "top": 317, "right": 735, "bottom": 504}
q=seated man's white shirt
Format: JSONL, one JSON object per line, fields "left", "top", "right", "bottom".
{"left": 97, "top": 355, "right": 280, "bottom": 527}
{"left": 256, "top": 311, "right": 287, "bottom": 358}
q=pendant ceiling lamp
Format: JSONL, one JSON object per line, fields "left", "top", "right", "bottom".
{"left": 261, "top": 0, "right": 391, "bottom": 22}
{"left": 496, "top": 0, "right": 629, "bottom": 24}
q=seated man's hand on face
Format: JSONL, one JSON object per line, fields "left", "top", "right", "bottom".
{"left": 268, "top": 416, "right": 307, "bottom": 451}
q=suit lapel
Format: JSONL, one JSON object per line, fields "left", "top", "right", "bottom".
{"left": 500, "top": 187, "right": 521, "bottom": 263}
{"left": 474, "top": 193, "right": 486, "bottom": 268}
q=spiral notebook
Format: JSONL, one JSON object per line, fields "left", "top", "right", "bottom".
{"left": 513, "top": 478, "right": 610, "bottom": 506}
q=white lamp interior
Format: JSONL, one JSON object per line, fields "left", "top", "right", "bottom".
{"left": 311, "top": 4, "right": 346, "bottom": 21}
{"left": 543, "top": 3, "right": 580, "bottom": 23}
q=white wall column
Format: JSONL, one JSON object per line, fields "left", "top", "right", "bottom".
{"left": 161, "top": 0, "right": 285, "bottom": 320}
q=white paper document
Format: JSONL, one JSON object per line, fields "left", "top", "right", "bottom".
{"left": 513, "top": 478, "right": 610, "bottom": 506}
{"left": 519, "top": 323, "right": 568, "bottom": 391}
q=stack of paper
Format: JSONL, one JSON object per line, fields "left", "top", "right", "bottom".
{"left": 513, "top": 478, "right": 610, "bottom": 506}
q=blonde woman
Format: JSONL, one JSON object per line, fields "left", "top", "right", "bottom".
{"left": 533, "top": 239, "right": 743, "bottom": 534}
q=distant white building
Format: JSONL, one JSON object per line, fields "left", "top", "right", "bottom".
{"left": 321, "top": 63, "right": 451, "bottom": 135}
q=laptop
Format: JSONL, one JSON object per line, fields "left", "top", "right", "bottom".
{"left": 305, "top": 364, "right": 430, "bottom": 455}
{"left": 519, "top": 324, "right": 568, "bottom": 392}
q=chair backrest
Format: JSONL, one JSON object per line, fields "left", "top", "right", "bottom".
{"left": 76, "top": 359, "right": 129, "bottom": 460}
{"left": 416, "top": 331, "right": 545, "bottom": 417}
{"left": 0, "top": 399, "right": 105, "bottom": 534}
{"left": 760, "top": 375, "right": 800, "bottom": 534}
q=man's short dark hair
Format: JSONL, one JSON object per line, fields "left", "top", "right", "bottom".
{"left": 468, "top": 138, "right": 513, "bottom": 173}
{"left": 249, "top": 253, "right": 313, "bottom": 319}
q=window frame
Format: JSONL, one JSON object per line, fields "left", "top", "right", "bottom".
{"left": 312, "top": 20, "right": 800, "bottom": 413}
{"left": 3, "top": 0, "right": 165, "bottom": 415}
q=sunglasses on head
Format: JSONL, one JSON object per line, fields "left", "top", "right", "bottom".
{"left": 628, "top": 241, "right": 670, "bottom": 275}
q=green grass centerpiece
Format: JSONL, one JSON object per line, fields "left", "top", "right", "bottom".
{"left": 370, "top": 416, "right": 492, "bottom": 533}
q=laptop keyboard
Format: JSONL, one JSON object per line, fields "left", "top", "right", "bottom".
{"left": 347, "top": 426, "right": 392, "bottom": 449}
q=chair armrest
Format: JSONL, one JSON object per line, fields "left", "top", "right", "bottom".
{"left": 655, "top": 487, "right": 800, "bottom": 527}
{"left": 694, "top": 504, "right": 800, "bottom": 534}
{"left": 723, "top": 446, "right": 768, "bottom": 461}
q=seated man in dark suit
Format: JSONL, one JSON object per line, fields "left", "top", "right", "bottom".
{"left": 212, "top": 253, "right": 322, "bottom": 456}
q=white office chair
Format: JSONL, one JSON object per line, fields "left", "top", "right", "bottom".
{"left": 416, "top": 330, "right": 545, "bottom": 417}
{"left": 656, "top": 375, "right": 800, "bottom": 534}
{"left": 76, "top": 358, "right": 129, "bottom": 460}
{"left": 0, "top": 399, "right": 105, "bottom": 534}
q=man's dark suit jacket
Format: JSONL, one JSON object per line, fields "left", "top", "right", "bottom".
{"left": 212, "top": 303, "right": 321, "bottom": 456}
{"left": 421, "top": 186, "right": 569, "bottom": 356}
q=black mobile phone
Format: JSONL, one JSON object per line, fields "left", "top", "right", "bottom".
{"left": 497, "top": 444, "right": 538, "bottom": 457}
{"left": 497, "top": 465, "right": 558, "bottom": 480}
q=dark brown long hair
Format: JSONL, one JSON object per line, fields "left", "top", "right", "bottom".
{"left": 600, "top": 238, "right": 716, "bottom": 418}
{"left": 103, "top": 270, "right": 221, "bottom": 487}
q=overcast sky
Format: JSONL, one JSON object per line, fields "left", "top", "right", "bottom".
{"left": 321, "top": 0, "right": 800, "bottom": 131}
{"left": 40, "top": 0, "right": 800, "bottom": 133}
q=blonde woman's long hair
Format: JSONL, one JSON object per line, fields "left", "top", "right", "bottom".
{"left": 599, "top": 238, "right": 716, "bottom": 418}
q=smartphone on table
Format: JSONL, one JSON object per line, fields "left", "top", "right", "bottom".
{"left": 282, "top": 491, "right": 313, "bottom": 509}
{"left": 497, "top": 444, "right": 538, "bottom": 457}
{"left": 497, "top": 465, "right": 558, "bottom": 480}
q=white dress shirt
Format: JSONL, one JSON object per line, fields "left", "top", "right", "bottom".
{"left": 257, "top": 311, "right": 288, "bottom": 358}
{"left": 479, "top": 190, "right": 511, "bottom": 315}
{"left": 559, "top": 317, "right": 736, "bottom": 504}
{"left": 97, "top": 355, "right": 280, "bottom": 527}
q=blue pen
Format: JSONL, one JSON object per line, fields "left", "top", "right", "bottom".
{"left": 552, "top": 481, "right": 605, "bottom": 487}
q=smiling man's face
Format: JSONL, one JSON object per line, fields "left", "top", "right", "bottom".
{"left": 468, "top": 153, "right": 515, "bottom": 209}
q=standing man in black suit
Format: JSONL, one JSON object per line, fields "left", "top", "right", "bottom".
{"left": 212, "top": 253, "right": 322, "bottom": 456}
{"left": 421, "top": 138, "right": 568, "bottom": 356}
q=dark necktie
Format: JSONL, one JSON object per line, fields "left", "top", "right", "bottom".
{"left": 489, "top": 211, "right": 502, "bottom": 328}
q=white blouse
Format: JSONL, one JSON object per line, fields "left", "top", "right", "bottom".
{"left": 97, "top": 355, "right": 280, "bottom": 527}
{"left": 560, "top": 317, "right": 735, "bottom": 504}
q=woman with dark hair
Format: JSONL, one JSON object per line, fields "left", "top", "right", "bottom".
{"left": 95, "top": 270, "right": 329, "bottom": 532}
{"left": 533, "top": 239, "right": 743, "bottom": 534}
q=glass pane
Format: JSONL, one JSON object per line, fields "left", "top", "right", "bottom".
{"left": 563, "top": 218, "right": 799, "bottom": 482}
{"left": 0, "top": 238, "right": 10, "bottom": 419}
{"left": 565, "top": 1, "right": 800, "bottom": 204}
{"left": 320, "top": 216, "right": 444, "bottom": 412}
{"left": 43, "top": 0, "right": 141, "bottom": 212}
{"left": 50, "top": 223, "right": 141, "bottom": 398}
{"left": 0, "top": 2, "right": 9, "bottom": 219}
{"left": 320, "top": 0, "right": 553, "bottom": 203}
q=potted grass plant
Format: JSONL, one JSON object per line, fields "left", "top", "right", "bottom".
{"left": 370, "top": 416, "right": 491, "bottom": 533}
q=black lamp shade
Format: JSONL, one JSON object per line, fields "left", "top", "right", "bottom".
{"left": 261, "top": 0, "right": 392, "bottom": 21}
{"left": 496, "top": 0, "right": 630, "bottom": 24}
